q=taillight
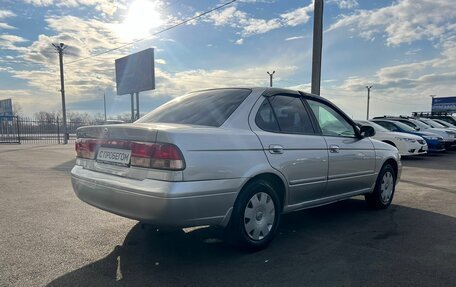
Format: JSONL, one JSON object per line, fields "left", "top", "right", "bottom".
{"left": 75, "top": 139, "right": 98, "bottom": 159}
{"left": 131, "top": 142, "right": 185, "bottom": 170}
{"left": 75, "top": 139, "right": 185, "bottom": 171}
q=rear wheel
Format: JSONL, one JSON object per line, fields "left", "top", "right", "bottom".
{"left": 365, "top": 164, "right": 396, "bottom": 209}
{"left": 227, "top": 179, "right": 281, "bottom": 251}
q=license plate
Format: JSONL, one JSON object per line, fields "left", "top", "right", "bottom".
{"left": 97, "top": 147, "right": 131, "bottom": 166}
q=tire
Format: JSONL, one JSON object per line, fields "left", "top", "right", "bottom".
{"left": 365, "top": 164, "right": 396, "bottom": 209}
{"left": 226, "top": 179, "right": 281, "bottom": 251}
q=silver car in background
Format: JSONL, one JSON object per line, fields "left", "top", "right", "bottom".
{"left": 71, "top": 88, "right": 401, "bottom": 250}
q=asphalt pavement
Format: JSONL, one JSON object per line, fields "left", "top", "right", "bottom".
{"left": 0, "top": 144, "right": 455, "bottom": 287}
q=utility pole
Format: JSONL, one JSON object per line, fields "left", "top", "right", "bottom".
{"left": 52, "top": 43, "right": 68, "bottom": 144}
{"left": 267, "top": 71, "right": 275, "bottom": 87}
{"left": 130, "top": 93, "right": 135, "bottom": 122}
{"left": 135, "top": 92, "right": 140, "bottom": 119}
{"left": 311, "top": 0, "right": 324, "bottom": 95}
{"left": 366, "top": 85, "right": 373, "bottom": 120}
{"left": 103, "top": 92, "right": 107, "bottom": 122}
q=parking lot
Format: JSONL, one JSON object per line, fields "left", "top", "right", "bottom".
{"left": 1, "top": 144, "right": 455, "bottom": 287}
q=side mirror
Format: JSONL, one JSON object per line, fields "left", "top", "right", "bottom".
{"left": 360, "top": 125, "right": 376, "bottom": 138}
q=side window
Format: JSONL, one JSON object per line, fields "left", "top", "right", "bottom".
{"left": 399, "top": 120, "right": 416, "bottom": 129}
{"left": 255, "top": 95, "right": 315, "bottom": 134}
{"left": 255, "top": 99, "right": 280, "bottom": 132}
{"left": 307, "top": 99, "right": 356, "bottom": 137}
{"left": 389, "top": 123, "right": 399, "bottom": 132}
{"left": 377, "top": 121, "right": 395, "bottom": 131}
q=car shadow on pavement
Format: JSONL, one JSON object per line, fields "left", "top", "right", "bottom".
{"left": 53, "top": 159, "right": 76, "bottom": 173}
{"left": 47, "top": 199, "right": 456, "bottom": 287}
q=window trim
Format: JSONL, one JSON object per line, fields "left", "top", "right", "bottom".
{"left": 255, "top": 94, "right": 317, "bottom": 136}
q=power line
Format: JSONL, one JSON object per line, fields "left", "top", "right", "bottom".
{"left": 66, "top": 0, "right": 238, "bottom": 65}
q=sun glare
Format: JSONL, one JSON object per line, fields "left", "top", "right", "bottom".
{"left": 117, "top": 0, "right": 163, "bottom": 41}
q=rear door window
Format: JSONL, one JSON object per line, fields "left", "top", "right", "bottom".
{"left": 255, "top": 95, "right": 315, "bottom": 134}
{"left": 374, "top": 121, "right": 396, "bottom": 131}
{"left": 138, "top": 89, "right": 251, "bottom": 127}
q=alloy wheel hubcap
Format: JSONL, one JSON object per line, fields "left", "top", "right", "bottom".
{"left": 244, "top": 192, "right": 275, "bottom": 241}
{"left": 380, "top": 171, "right": 394, "bottom": 204}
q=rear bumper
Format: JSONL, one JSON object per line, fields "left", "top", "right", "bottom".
{"left": 71, "top": 166, "right": 242, "bottom": 227}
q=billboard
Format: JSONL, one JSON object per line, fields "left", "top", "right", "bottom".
{"left": 115, "top": 48, "right": 155, "bottom": 95}
{"left": 432, "top": 96, "right": 456, "bottom": 113}
{"left": 0, "top": 98, "right": 13, "bottom": 116}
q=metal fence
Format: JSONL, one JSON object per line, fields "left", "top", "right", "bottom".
{"left": 0, "top": 116, "right": 95, "bottom": 144}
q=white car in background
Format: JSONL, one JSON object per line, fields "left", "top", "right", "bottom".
{"left": 416, "top": 118, "right": 456, "bottom": 133}
{"left": 356, "top": 120, "right": 427, "bottom": 156}
{"left": 433, "top": 118, "right": 456, "bottom": 129}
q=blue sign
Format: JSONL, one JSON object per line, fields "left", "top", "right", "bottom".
{"left": 0, "top": 98, "right": 13, "bottom": 116}
{"left": 432, "top": 96, "right": 456, "bottom": 113}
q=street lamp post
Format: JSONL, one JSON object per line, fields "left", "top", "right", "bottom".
{"left": 366, "top": 85, "right": 373, "bottom": 120}
{"left": 267, "top": 71, "right": 275, "bottom": 87}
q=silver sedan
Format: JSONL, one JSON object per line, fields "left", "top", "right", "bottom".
{"left": 71, "top": 87, "right": 401, "bottom": 250}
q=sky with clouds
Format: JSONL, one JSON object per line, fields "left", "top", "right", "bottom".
{"left": 0, "top": 0, "right": 455, "bottom": 119}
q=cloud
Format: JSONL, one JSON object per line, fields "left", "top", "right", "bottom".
{"left": 0, "top": 23, "right": 15, "bottom": 29}
{"left": 4, "top": 15, "right": 129, "bottom": 114}
{"left": 235, "top": 38, "right": 244, "bottom": 45}
{"left": 206, "top": 2, "right": 313, "bottom": 37}
{"left": 0, "top": 10, "right": 16, "bottom": 18}
{"left": 328, "top": 0, "right": 456, "bottom": 46}
{"left": 22, "top": 0, "right": 118, "bottom": 15}
{"left": 0, "top": 34, "right": 29, "bottom": 52}
{"left": 155, "top": 58, "right": 166, "bottom": 64}
{"left": 328, "top": 0, "right": 359, "bottom": 9}
{"left": 280, "top": 4, "right": 313, "bottom": 27}
{"left": 4, "top": 11, "right": 305, "bottom": 115}
{"left": 0, "top": 9, "right": 16, "bottom": 30}
{"left": 285, "top": 36, "right": 305, "bottom": 41}
{"left": 0, "top": 35, "right": 28, "bottom": 42}
{"left": 325, "top": 39, "right": 456, "bottom": 118}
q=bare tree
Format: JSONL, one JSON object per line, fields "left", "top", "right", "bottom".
{"left": 13, "top": 102, "right": 23, "bottom": 117}
{"left": 34, "top": 111, "right": 58, "bottom": 123}
{"left": 66, "top": 112, "right": 93, "bottom": 122}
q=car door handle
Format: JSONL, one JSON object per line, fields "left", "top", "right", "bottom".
{"left": 329, "top": 145, "right": 340, "bottom": 153}
{"left": 269, "top": 145, "right": 284, "bottom": 154}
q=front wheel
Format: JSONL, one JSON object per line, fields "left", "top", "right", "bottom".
{"left": 227, "top": 179, "right": 281, "bottom": 251}
{"left": 365, "top": 164, "right": 396, "bottom": 209}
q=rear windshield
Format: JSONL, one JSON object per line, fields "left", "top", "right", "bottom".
{"left": 137, "top": 89, "right": 251, "bottom": 127}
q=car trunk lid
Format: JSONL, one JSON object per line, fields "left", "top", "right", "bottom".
{"left": 75, "top": 123, "right": 185, "bottom": 181}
